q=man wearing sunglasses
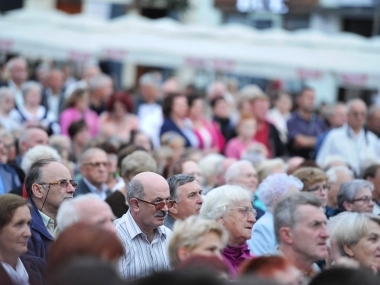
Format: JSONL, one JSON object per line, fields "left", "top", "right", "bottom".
{"left": 115, "top": 172, "right": 173, "bottom": 280}
{"left": 25, "top": 158, "right": 76, "bottom": 260}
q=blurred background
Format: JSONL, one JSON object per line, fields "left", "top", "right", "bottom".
{"left": 0, "top": 0, "right": 379, "bottom": 105}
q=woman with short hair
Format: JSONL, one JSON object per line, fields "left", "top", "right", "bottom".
{"left": 200, "top": 185, "right": 256, "bottom": 278}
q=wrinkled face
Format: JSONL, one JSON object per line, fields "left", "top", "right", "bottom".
{"left": 345, "top": 220, "right": 380, "bottom": 269}
{"left": 0, "top": 94, "right": 15, "bottom": 113}
{"left": 182, "top": 161, "right": 202, "bottom": 184}
{"left": 187, "top": 231, "right": 224, "bottom": 260}
{"left": 80, "top": 151, "right": 109, "bottom": 187}
{"left": 234, "top": 164, "right": 258, "bottom": 193}
{"left": 0, "top": 205, "right": 31, "bottom": 257}
{"left": 213, "top": 99, "right": 229, "bottom": 118}
{"left": 24, "top": 86, "right": 41, "bottom": 107}
{"left": 136, "top": 180, "right": 171, "bottom": 230}
{"left": 133, "top": 133, "right": 152, "bottom": 153}
{"left": 189, "top": 98, "right": 204, "bottom": 118}
{"left": 307, "top": 181, "right": 328, "bottom": 208}
{"left": 347, "top": 102, "right": 367, "bottom": 131}
{"left": 238, "top": 119, "right": 257, "bottom": 139}
{"left": 79, "top": 200, "right": 116, "bottom": 235}
{"left": 327, "top": 171, "right": 353, "bottom": 208}
{"left": 175, "top": 180, "right": 203, "bottom": 220}
{"left": 38, "top": 162, "right": 75, "bottom": 211}
{"left": 221, "top": 200, "right": 256, "bottom": 245}
{"left": 345, "top": 188, "right": 374, "bottom": 213}
{"left": 298, "top": 90, "right": 315, "bottom": 112}
{"left": 172, "top": 96, "right": 188, "bottom": 119}
{"left": 252, "top": 99, "right": 269, "bottom": 121}
{"left": 288, "top": 205, "right": 329, "bottom": 262}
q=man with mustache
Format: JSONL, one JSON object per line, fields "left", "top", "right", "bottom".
{"left": 164, "top": 174, "right": 203, "bottom": 230}
{"left": 115, "top": 172, "right": 174, "bottom": 280}
{"left": 25, "top": 158, "right": 76, "bottom": 260}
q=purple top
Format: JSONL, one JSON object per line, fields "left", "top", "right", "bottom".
{"left": 287, "top": 112, "right": 327, "bottom": 158}
{"left": 222, "top": 243, "right": 252, "bottom": 278}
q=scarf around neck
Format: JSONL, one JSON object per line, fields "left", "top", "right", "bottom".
{"left": 222, "top": 243, "right": 252, "bottom": 278}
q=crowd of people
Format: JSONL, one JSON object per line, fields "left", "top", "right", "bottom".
{"left": 0, "top": 55, "right": 380, "bottom": 285}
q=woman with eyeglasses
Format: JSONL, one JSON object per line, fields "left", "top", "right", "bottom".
{"left": 200, "top": 185, "right": 256, "bottom": 278}
{"left": 327, "top": 212, "right": 380, "bottom": 273}
{"left": 293, "top": 167, "right": 329, "bottom": 211}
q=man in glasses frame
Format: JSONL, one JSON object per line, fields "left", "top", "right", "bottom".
{"left": 115, "top": 172, "right": 173, "bottom": 280}
{"left": 25, "top": 158, "right": 76, "bottom": 260}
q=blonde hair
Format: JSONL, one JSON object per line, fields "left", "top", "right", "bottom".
{"left": 292, "top": 167, "right": 327, "bottom": 192}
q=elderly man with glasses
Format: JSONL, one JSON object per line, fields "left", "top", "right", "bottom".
{"left": 25, "top": 158, "right": 76, "bottom": 260}
{"left": 114, "top": 171, "right": 174, "bottom": 280}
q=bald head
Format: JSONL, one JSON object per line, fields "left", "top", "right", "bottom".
{"left": 19, "top": 128, "right": 49, "bottom": 155}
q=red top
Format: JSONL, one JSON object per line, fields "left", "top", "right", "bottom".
{"left": 254, "top": 121, "right": 271, "bottom": 158}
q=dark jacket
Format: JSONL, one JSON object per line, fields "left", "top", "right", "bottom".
{"left": 0, "top": 255, "right": 47, "bottom": 285}
{"left": 160, "top": 118, "right": 194, "bottom": 148}
{"left": 27, "top": 199, "right": 54, "bottom": 261}
{"left": 268, "top": 122, "right": 286, "bottom": 158}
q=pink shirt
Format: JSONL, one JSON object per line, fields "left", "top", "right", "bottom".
{"left": 60, "top": 107, "right": 99, "bottom": 137}
{"left": 224, "top": 138, "right": 254, "bottom": 159}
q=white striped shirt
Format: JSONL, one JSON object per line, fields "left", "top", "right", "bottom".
{"left": 115, "top": 210, "right": 172, "bottom": 280}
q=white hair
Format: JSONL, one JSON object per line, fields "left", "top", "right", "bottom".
{"left": 21, "top": 145, "right": 61, "bottom": 174}
{"left": 198, "top": 153, "right": 225, "bottom": 179}
{"left": 326, "top": 166, "right": 354, "bottom": 183}
{"left": 321, "top": 154, "right": 349, "bottom": 171}
{"left": 0, "top": 87, "right": 14, "bottom": 100}
{"left": 200, "top": 185, "right": 252, "bottom": 220}
{"left": 22, "top": 81, "right": 42, "bottom": 97}
{"left": 257, "top": 173, "right": 303, "bottom": 210}
{"left": 346, "top": 98, "right": 367, "bottom": 113}
{"left": 225, "top": 160, "right": 253, "bottom": 184}
{"left": 88, "top": 73, "right": 112, "bottom": 92}
{"left": 138, "top": 72, "right": 160, "bottom": 88}
{"left": 57, "top": 194, "right": 102, "bottom": 234}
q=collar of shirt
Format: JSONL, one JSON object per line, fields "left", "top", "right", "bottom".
{"left": 83, "top": 178, "right": 108, "bottom": 199}
{"left": 1, "top": 258, "right": 29, "bottom": 285}
{"left": 347, "top": 125, "right": 365, "bottom": 140}
{"left": 38, "top": 210, "right": 57, "bottom": 238}
{"left": 124, "top": 210, "right": 168, "bottom": 242}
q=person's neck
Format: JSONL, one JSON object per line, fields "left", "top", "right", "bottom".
{"left": 111, "top": 113, "right": 125, "bottom": 122}
{"left": 25, "top": 105, "right": 39, "bottom": 113}
{"left": 0, "top": 253, "right": 18, "bottom": 269}
{"left": 51, "top": 88, "right": 60, "bottom": 96}
{"left": 350, "top": 125, "right": 362, "bottom": 135}
{"left": 228, "top": 237, "right": 246, "bottom": 247}
{"left": 299, "top": 109, "right": 311, "bottom": 120}
{"left": 172, "top": 115, "right": 184, "bottom": 127}
{"left": 87, "top": 179, "right": 104, "bottom": 191}
{"left": 34, "top": 198, "right": 57, "bottom": 221}
{"left": 279, "top": 245, "right": 315, "bottom": 273}
{"left": 238, "top": 135, "right": 251, "bottom": 144}
{"left": 12, "top": 80, "right": 23, "bottom": 89}
{"left": 136, "top": 219, "right": 156, "bottom": 243}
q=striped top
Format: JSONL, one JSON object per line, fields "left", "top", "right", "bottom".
{"left": 115, "top": 210, "right": 172, "bottom": 280}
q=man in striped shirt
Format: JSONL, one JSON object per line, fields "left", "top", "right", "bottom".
{"left": 115, "top": 172, "right": 174, "bottom": 280}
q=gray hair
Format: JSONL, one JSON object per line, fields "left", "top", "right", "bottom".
{"left": 257, "top": 173, "right": 303, "bottom": 210}
{"left": 326, "top": 166, "right": 354, "bottom": 183}
{"left": 346, "top": 98, "right": 367, "bottom": 113}
{"left": 200, "top": 185, "right": 252, "bottom": 220}
{"left": 167, "top": 174, "right": 196, "bottom": 202}
{"left": 88, "top": 73, "right": 112, "bottom": 93}
{"left": 21, "top": 145, "right": 61, "bottom": 174}
{"left": 0, "top": 87, "right": 14, "bottom": 100}
{"left": 274, "top": 192, "right": 323, "bottom": 243}
{"left": 56, "top": 194, "right": 101, "bottom": 234}
{"left": 138, "top": 72, "right": 160, "bottom": 88}
{"left": 225, "top": 160, "right": 253, "bottom": 184}
{"left": 328, "top": 212, "right": 380, "bottom": 258}
{"left": 126, "top": 179, "right": 145, "bottom": 204}
{"left": 22, "top": 81, "right": 42, "bottom": 97}
{"left": 121, "top": 151, "right": 157, "bottom": 178}
{"left": 168, "top": 216, "right": 228, "bottom": 268}
{"left": 198, "top": 153, "right": 225, "bottom": 179}
{"left": 337, "top": 179, "right": 374, "bottom": 211}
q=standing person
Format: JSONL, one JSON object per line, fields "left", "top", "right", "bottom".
{"left": 114, "top": 172, "right": 174, "bottom": 280}
{"left": 316, "top": 99, "right": 378, "bottom": 176}
{"left": 160, "top": 93, "right": 199, "bottom": 148}
{"left": 287, "top": 88, "right": 326, "bottom": 159}
{"left": 25, "top": 158, "right": 76, "bottom": 260}
{"left": 88, "top": 74, "right": 113, "bottom": 115}
{"left": 273, "top": 192, "right": 329, "bottom": 283}
{"left": 0, "top": 194, "right": 46, "bottom": 285}
{"left": 187, "top": 94, "right": 225, "bottom": 153}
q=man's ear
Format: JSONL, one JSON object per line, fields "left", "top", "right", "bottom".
{"left": 31, "top": 183, "right": 44, "bottom": 199}
{"left": 177, "top": 246, "right": 191, "bottom": 263}
{"left": 342, "top": 244, "right": 355, "bottom": 258}
{"left": 279, "top": 227, "right": 294, "bottom": 244}
{"left": 130, "top": 198, "right": 140, "bottom": 212}
{"left": 168, "top": 202, "right": 178, "bottom": 215}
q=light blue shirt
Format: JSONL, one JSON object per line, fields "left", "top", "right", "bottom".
{"left": 247, "top": 211, "right": 276, "bottom": 256}
{"left": 83, "top": 178, "right": 108, "bottom": 200}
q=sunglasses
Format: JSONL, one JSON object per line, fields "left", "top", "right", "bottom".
{"left": 38, "top": 179, "right": 78, "bottom": 189}
{"left": 135, "top": 198, "right": 175, "bottom": 210}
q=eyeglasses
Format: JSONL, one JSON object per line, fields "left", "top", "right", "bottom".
{"left": 229, "top": 206, "right": 257, "bottom": 218}
{"left": 83, "top": 161, "right": 108, "bottom": 168}
{"left": 308, "top": 184, "right": 330, "bottom": 193}
{"left": 351, "top": 196, "right": 374, "bottom": 204}
{"left": 38, "top": 179, "right": 78, "bottom": 189}
{"left": 350, "top": 111, "right": 366, "bottom": 118}
{"left": 135, "top": 198, "right": 175, "bottom": 210}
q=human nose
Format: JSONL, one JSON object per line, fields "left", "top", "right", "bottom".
{"left": 247, "top": 212, "right": 256, "bottom": 223}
